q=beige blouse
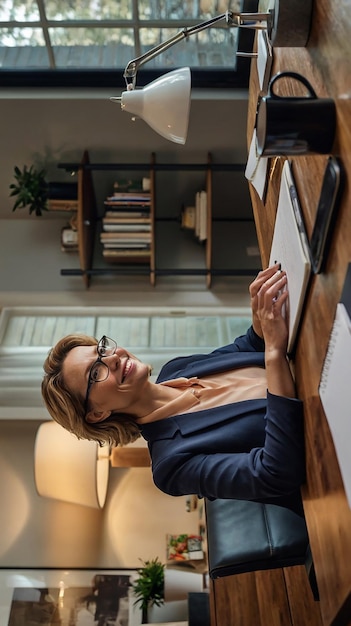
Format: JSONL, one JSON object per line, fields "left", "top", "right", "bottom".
{"left": 141, "top": 367, "right": 267, "bottom": 423}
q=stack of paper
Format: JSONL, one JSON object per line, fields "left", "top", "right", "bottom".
{"left": 319, "top": 265, "right": 351, "bottom": 508}
{"left": 245, "top": 129, "right": 269, "bottom": 200}
{"left": 244, "top": 27, "right": 273, "bottom": 201}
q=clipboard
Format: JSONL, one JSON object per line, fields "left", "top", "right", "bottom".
{"left": 269, "top": 161, "right": 312, "bottom": 353}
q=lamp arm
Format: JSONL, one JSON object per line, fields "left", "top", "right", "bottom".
{"left": 123, "top": 11, "right": 241, "bottom": 88}
{"left": 123, "top": 9, "right": 272, "bottom": 88}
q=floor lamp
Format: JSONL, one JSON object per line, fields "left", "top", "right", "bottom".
{"left": 34, "top": 421, "right": 110, "bottom": 509}
{"left": 34, "top": 422, "right": 151, "bottom": 508}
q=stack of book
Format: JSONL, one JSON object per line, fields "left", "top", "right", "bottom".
{"left": 180, "top": 190, "right": 208, "bottom": 242}
{"left": 101, "top": 190, "right": 151, "bottom": 263}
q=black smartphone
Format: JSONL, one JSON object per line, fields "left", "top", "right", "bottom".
{"left": 310, "top": 156, "right": 344, "bottom": 274}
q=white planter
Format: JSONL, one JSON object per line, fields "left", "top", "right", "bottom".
{"left": 148, "top": 601, "right": 188, "bottom": 623}
{"left": 128, "top": 592, "right": 188, "bottom": 625}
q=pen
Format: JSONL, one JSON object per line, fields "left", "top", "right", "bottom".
{"left": 269, "top": 157, "right": 279, "bottom": 181}
{"left": 289, "top": 184, "right": 311, "bottom": 259}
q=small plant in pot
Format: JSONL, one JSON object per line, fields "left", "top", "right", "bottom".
{"left": 9, "top": 164, "right": 77, "bottom": 217}
{"left": 132, "top": 557, "right": 165, "bottom": 624}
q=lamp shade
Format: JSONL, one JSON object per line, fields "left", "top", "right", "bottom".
{"left": 34, "top": 421, "right": 109, "bottom": 509}
{"left": 119, "top": 67, "right": 191, "bottom": 144}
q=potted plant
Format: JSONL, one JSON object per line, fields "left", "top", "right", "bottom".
{"left": 9, "top": 164, "right": 77, "bottom": 216}
{"left": 132, "top": 557, "right": 165, "bottom": 624}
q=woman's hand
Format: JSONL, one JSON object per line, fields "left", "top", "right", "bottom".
{"left": 251, "top": 265, "right": 295, "bottom": 398}
{"left": 256, "top": 265, "right": 289, "bottom": 355}
{"left": 249, "top": 264, "right": 285, "bottom": 340}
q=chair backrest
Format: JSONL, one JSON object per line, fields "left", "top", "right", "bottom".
{"left": 205, "top": 498, "right": 309, "bottom": 579}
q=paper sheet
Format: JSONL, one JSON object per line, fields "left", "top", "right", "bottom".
{"left": 245, "top": 130, "right": 269, "bottom": 201}
{"left": 319, "top": 303, "right": 351, "bottom": 508}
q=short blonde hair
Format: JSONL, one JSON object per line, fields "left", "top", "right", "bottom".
{"left": 41, "top": 334, "right": 141, "bottom": 446}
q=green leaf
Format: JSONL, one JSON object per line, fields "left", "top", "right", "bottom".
{"left": 132, "top": 557, "right": 165, "bottom": 616}
{"left": 9, "top": 164, "right": 48, "bottom": 216}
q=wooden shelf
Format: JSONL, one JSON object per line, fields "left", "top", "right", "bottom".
{"left": 48, "top": 199, "right": 78, "bottom": 212}
{"left": 59, "top": 152, "right": 259, "bottom": 288}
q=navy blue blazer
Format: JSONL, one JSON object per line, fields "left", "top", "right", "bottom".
{"left": 140, "top": 326, "right": 305, "bottom": 514}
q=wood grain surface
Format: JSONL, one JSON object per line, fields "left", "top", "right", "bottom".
{"left": 247, "top": 1, "right": 351, "bottom": 624}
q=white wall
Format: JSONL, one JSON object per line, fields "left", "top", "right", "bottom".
{"left": 0, "top": 420, "right": 201, "bottom": 569}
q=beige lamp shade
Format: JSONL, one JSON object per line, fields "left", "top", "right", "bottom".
{"left": 116, "top": 67, "right": 191, "bottom": 145}
{"left": 34, "top": 421, "right": 109, "bottom": 509}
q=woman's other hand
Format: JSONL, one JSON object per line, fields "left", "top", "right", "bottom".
{"left": 253, "top": 265, "right": 295, "bottom": 397}
{"left": 256, "top": 265, "right": 289, "bottom": 356}
{"left": 249, "top": 264, "right": 284, "bottom": 340}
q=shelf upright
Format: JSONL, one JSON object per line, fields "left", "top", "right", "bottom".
{"left": 206, "top": 153, "right": 213, "bottom": 289}
{"left": 149, "top": 153, "right": 156, "bottom": 286}
{"left": 77, "top": 150, "right": 97, "bottom": 288}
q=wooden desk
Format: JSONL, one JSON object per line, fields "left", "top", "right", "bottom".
{"left": 247, "top": 2, "right": 351, "bottom": 625}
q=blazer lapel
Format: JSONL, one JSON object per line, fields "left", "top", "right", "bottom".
{"left": 141, "top": 398, "right": 267, "bottom": 440}
{"left": 158, "top": 351, "right": 265, "bottom": 381}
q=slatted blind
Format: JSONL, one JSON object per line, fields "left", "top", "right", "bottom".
{"left": 0, "top": 307, "right": 251, "bottom": 417}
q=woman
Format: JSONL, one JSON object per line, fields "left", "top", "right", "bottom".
{"left": 42, "top": 264, "right": 305, "bottom": 515}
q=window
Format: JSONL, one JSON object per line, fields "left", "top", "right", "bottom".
{"left": 0, "top": 306, "right": 251, "bottom": 416}
{"left": 0, "top": 0, "right": 257, "bottom": 87}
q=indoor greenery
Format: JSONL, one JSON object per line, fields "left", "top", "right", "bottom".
{"left": 9, "top": 164, "right": 49, "bottom": 216}
{"left": 132, "top": 557, "right": 165, "bottom": 624}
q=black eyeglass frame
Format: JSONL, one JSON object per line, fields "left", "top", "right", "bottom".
{"left": 84, "top": 335, "right": 117, "bottom": 411}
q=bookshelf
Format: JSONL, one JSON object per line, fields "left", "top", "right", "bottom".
{"left": 99, "top": 153, "right": 156, "bottom": 286}
{"left": 59, "top": 151, "right": 259, "bottom": 288}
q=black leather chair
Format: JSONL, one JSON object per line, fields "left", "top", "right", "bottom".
{"left": 205, "top": 498, "right": 318, "bottom": 599}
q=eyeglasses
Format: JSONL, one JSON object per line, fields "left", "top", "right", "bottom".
{"left": 84, "top": 335, "right": 117, "bottom": 411}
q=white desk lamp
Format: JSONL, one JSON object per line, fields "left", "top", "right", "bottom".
{"left": 110, "top": 0, "right": 313, "bottom": 143}
{"left": 110, "top": 10, "right": 270, "bottom": 144}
